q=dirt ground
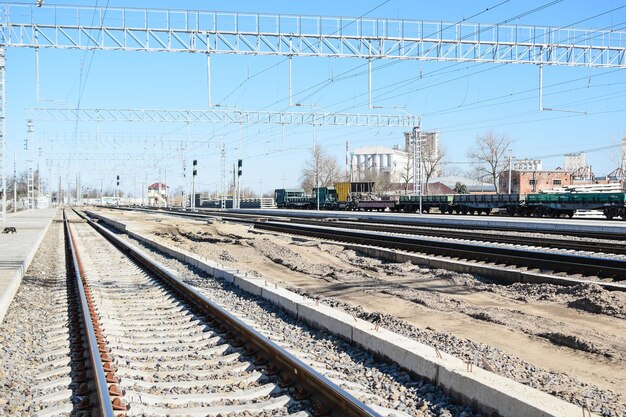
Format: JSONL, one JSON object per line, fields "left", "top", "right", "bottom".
{"left": 96, "top": 208, "right": 626, "bottom": 413}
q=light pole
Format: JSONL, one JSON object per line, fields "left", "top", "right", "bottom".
{"left": 507, "top": 150, "right": 513, "bottom": 194}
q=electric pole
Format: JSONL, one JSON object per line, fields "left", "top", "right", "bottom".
{"left": 508, "top": 150, "right": 513, "bottom": 194}
{"left": 12, "top": 153, "right": 16, "bottom": 212}
{"left": 220, "top": 142, "right": 226, "bottom": 210}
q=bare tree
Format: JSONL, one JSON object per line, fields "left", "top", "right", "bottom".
{"left": 440, "top": 164, "right": 464, "bottom": 177}
{"left": 397, "top": 156, "right": 413, "bottom": 195}
{"left": 467, "top": 130, "right": 514, "bottom": 193}
{"left": 300, "top": 145, "right": 342, "bottom": 191}
{"left": 362, "top": 170, "right": 392, "bottom": 196}
{"left": 422, "top": 143, "right": 446, "bottom": 195}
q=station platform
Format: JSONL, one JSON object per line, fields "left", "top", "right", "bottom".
{"left": 0, "top": 208, "right": 57, "bottom": 324}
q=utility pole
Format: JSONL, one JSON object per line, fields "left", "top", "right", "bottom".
{"left": 0, "top": 48, "right": 5, "bottom": 222}
{"left": 57, "top": 176, "right": 61, "bottom": 207}
{"left": 182, "top": 156, "right": 187, "bottom": 209}
{"left": 314, "top": 125, "right": 319, "bottom": 211}
{"left": 27, "top": 166, "right": 33, "bottom": 210}
{"left": 220, "top": 142, "right": 226, "bottom": 210}
{"left": 258, "top": 177, "right": 263, "bottom": 200}
{"left": 232, "top": 162, "right": 236, "bottom": 209}
{"left": 12, "top": 153, "right": 16, "bottom": 212}
{"left": 508, "top": 151, "right": 513, "bottom": 194}
{"left": 75, "top": 174, "right": 79, "bottom": 207}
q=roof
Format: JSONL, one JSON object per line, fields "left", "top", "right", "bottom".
{"left": 353, "top": 146, "right": 407, "bottom": 155}
{"left": 430, "top": 176, "right": 496, "bottom": 192}
{"left": 425, "top": 182, "right": 455, "bottom": 195}
{"left": 148, "top": 182, "right": 168, "bottom": 189}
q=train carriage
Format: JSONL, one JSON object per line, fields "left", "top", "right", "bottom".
{"left": 274, "top": 185, "right": 626, "bottom": 219}
{"left": 274, "top": 189, "right": 310, "bottom": 209}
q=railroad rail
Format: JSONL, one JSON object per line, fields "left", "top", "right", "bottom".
{"left": 64, "top": 208, "right": 380, "bottom": 417}
{"left": 251, "top": 220, "right": 626, "bottom": 281}
{"left": 287, "top": 219, "right": 626, "bottom": 256}
{"left": 63, "top": 209, "right": 119, "bottom": 416}
{"left": 111, "top": 206, "right": 626, "bottom": 255}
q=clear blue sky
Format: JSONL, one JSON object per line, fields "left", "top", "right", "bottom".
{"left": 4, "top": 0, "right": 626, "bottom": 196}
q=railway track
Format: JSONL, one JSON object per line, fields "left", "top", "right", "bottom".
{"left": 63, "top": 209, "right": 381, "bottom": 416}
{"left": 111, "top": 205, "right": 626, "bottom": 257}
{"left": 250, "top": 220, "right": 626, "bottom": 282}
{"left": 129, "top": 205, "right": 626, "bottom": 240}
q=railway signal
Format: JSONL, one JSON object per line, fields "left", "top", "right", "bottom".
{"left": 192, "top": 160, "right": 197, "bottom": 210}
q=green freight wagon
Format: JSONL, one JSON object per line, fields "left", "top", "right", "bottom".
{"left": 451, "top": 193, "right": 523, "bottom": 215}
{"left": 397, "top": 194, "right": 453, "bottom": 213}
{"left": 525, "top": 191, "right": 626, "bottom": 218}
{"left": 274, "top": 189, "right": 310, "bottom": 209}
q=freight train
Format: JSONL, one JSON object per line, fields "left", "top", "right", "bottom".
{"left": 274, "top": 181, "right": 626, "bottom": 219}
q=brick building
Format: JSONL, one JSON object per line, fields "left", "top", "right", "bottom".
{"left": 499, "top": 170, "right": 573, "bottom": 194}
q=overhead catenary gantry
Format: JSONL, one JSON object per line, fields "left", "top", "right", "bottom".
{"left": 2, "top": 3, "right": 626, "bottom": 220}
{"left": 2, "top": 3, "right": 626, "bottom": 66}
{"left": 27, "top": 108, "right": 418, "bottom": 127}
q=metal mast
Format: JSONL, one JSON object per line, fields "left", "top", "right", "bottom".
{"left": 12, "top": 153, "right": 16, "bottom": 212}
{"left": 0, "top": 48, "right": 5, "bottom": 222}
{"left": 412, "top": 126, "right": 422, "bottom": 214}
{"left": 220, "top": 142, "right": 226, "bottom": 210}
{"left": 27, "top": 166, "right": 33, "bottom": 210}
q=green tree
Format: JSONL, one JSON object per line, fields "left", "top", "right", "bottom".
{"left": 454, "top": 182, "right": 468, "bottom": 194}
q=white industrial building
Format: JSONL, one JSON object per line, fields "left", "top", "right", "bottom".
{"left": 350, "top": 131, "right": 440, "bottom": 184}
{"left": 513, "top": 158, "right": 543, "bottom": 171}
{"left": 564, "top": 152, "right": 586, "bottom": 172}
{"left": 350, "top": 146, "right": 409, "bottom": 183}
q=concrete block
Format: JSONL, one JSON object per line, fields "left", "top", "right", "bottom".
{"left": 233, "top": 275, "right": 264, "bottom": 296}
{"left": 260, "top": 286, "right": 300, "bottom": 316}
{"left": 296, "top": 302, "right": 354, "bottom": 341}
{"left": 351, "top": 321, "right": 442, "bottom": 382}
{"left": 214, "top": 268, "right": 236, "bottom": 283}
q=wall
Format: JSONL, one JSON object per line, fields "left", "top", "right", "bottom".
{"left": 499, "top": 170, "right": 572, "bottom": 194}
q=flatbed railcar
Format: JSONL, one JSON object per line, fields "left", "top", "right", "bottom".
{"left": 274, "top": 184, "right": 626, "bottom": 219}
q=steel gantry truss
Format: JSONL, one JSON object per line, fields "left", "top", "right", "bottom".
{"left": 1, "top": 3, "right": 626, "bottom": 67}
{"left": 28, "top": 107, "right": 419, "bottom": 127}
